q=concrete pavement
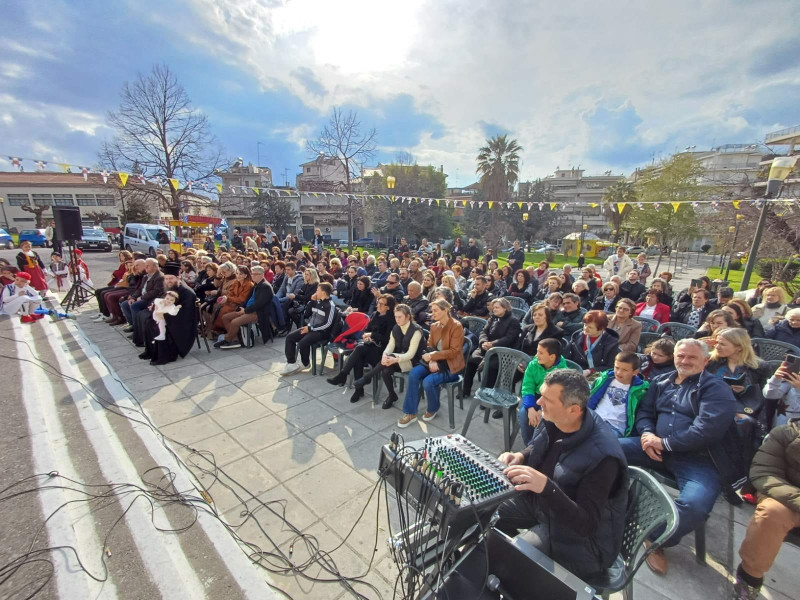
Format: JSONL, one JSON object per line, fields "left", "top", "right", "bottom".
{"left": 1, "top": 247, "right": 797, "bottom": 599}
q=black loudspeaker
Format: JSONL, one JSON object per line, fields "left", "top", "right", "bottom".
{"left": 53, "top": 206, "right": 82, "bottom": 241}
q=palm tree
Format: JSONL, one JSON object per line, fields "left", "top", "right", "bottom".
{"left": 476, "top": 135, "right": 523, "bottom": 203}
{"left": 603, "top": 180, "right": 637, "bottom": 243}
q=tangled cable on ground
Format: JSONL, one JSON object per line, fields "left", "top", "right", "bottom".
{"left": 0, "top": 332, "right": 395, "bottom": 599}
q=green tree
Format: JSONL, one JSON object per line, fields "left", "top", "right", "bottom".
{"left": 628, "top": 154, "right": 707, "bottom": 248}
{"left": 603, "top": 180, "right": 637, "bottom": 242}
{"left": 476, "top": 135, "right": 522, "bottom": 251}
{"left": 365, "top": 163, "right": 450, "bottom": 242}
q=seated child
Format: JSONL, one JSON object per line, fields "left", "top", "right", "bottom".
{"left": 587, "top": 351, "right": 649, "bottom": 437}
{"left": 152, "top": 291, "right": 181, "bottom": 341}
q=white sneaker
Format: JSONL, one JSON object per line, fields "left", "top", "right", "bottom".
{"left": 92, "top": 314, "right": 105, "bottom": 321}
{"left": 281, "top": 362, "right": 301, "bottom": 376}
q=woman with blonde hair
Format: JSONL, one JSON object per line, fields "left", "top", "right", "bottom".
{"left": 421, "top": 270, "right": 437, "bottom": 301}
{"left": 751, "top": 287, "right": 788, "bottom": 328}
{"left": 707, "top": 327, "right": 770, "bottom": 421}
{"left": 440, "top": 274, "right": 465, "bottom": 311}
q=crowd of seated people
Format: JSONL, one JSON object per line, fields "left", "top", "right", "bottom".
{"left": 82, "top": 236, "right": 800, "bottom": 595}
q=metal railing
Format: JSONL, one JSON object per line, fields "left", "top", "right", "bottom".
{"left": 765, "top": 125, "right": 800, "bottom": 144}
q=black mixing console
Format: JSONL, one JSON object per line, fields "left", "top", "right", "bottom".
{"left": 379, "top": 433, "right": 516, "bottom": 516}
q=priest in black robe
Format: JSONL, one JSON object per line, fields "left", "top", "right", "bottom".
{"left": 139, "top": 262, "right": 197, "bottom": 365}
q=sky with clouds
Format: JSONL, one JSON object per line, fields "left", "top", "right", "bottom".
{"left": 1, "top": 0, "right": 798, "bottom": 187}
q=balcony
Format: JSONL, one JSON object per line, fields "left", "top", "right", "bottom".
{"left": 765, "top": 125, "right": 800, "bottom": 145}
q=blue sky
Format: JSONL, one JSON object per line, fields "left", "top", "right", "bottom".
{"left": 1, "top": 0, "right": 798, "bottom": 187}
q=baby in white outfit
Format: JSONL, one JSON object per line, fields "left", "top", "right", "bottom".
{"left": 152, "top": 291, "right": 181, "bottom": 341}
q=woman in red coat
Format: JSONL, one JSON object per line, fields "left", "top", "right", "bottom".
{"left": 635, "top": 288, "right": 671, "bottom": 324}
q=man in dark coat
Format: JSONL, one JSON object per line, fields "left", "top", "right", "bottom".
{"left": 140, "top": 262, "right": 197, "bottom": 365}
{"left": 618, "top": 338, "right": 739, "bottom": 576}
{"left": 403, "top": 281, "right": 430, "bottom": 326}
{"left": 465, "top": 238, "right": 480, "bottom": 261}
{"left": 496, "top": 369, "right": 628, "bottom": 580}
{"left": 619, "top": 269, "right": 646, "bottom": 301}
{"left": 215, "top": 266, "right": 274, "bottom": 349}
{"left": 458, "top": 275, "right": 493, "bottom": 317}
{"left": 507, "top": 240, "right": 526, "bottom": 272}
{"left": 231, "top": 229, "right": 245, "bottom": 252}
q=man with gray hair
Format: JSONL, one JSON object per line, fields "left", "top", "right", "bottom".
{"left": 404, "top": 281, "right": 429, "bottom": 326}
{"left": 618, "top": 338, "right": 740, "bottom": 576}
{"left": 496, "top": 369, "right": 629, "bottom": 580}
{"left": 216, "top": 265, "right": 274, "bottom": 349}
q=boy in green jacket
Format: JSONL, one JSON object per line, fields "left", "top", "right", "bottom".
{"left": 518, "top": 338, "right": 568, "bottom": 445}
{"left": 587, "top": 351, "right": 649, "bottom": 437}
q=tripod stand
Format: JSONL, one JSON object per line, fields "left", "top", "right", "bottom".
{"left": 62, "top": 240, "right": 94, "bottom": 313}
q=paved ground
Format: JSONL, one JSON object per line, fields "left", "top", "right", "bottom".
{"left": 2, "top": 247, "right": 798, "bottom": 599}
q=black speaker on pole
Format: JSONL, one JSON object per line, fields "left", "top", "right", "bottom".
{"left": 53, "top": 206, "right": 82, "bottom": 241}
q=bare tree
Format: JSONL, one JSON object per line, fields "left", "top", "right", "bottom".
{"left": 85, "top": 211, "right": 115, "bottom": 226}
{"left": 20, "top": 204, "right": 51, "bottom": 228}
{"left": 306, "top": 108, "right": 377, "bottom": 250}
{"left": 103, "top": 64, "right": 224, "bottom": 220}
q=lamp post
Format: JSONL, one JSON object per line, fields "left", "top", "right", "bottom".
{"left": 740, "top": 155, "right": 799, "bottom": 290}
{"left": 0, "top": 196, "right": 8, "bottom": 230}
{"left": 723, "top": 214, "right": 744, "bottom": 282}
{"left": 386, "top": 175, "right": 396, "bottom": 247}
{"left": 579, "top": 223, "right": 588, "bottom": 257}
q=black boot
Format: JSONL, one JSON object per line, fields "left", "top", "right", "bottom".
{"left": 349, "top": 386, "right": 364, "bottom": 403}
{"left": 326, "top": 372, "right": 348, "bottom": 386}
{"left": 382, "top": 392, "right": 398, "bottom": 410}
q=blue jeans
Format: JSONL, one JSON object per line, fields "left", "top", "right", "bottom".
{"left": 619, "top": 437, "right": 721, "bottom": 547}
{"left": 121, "top": 298, "right": 148, "bottom": 325}
{"left": 402, "top": 364, "right": 459, "bottom": 415}
{"left": 517, "top": 404, "right": 539, "bottom": 447}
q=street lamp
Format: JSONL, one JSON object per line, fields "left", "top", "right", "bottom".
{"left": 740, "top": 155, "right": 799, "bottom": 290}
{"left": 0, "top": 196, "right": 8, "bottom": 230}
{"left": 386, "top": 175, "right": 396, "bottom": 247}
{"left": 579, "top": 223, "right": 588, "bottom": 257}
{"left": 723, "top": 214, "right": 744, "bottom": 282}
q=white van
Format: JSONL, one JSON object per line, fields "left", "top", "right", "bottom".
{"left": 122, "top": 223, "right": 173, "bottom": 256}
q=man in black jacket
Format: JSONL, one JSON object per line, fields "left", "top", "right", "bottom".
{"left": 507, "top": 240, "right": 526, "bottom": 272}
{"left": 618, "top": 338, "right": 738, "bottom": 576}
{"left": 216, "top": 266, "right": 274, "bottom": 349}
{"left": 619, "top": 269, "right": 646, "bottom": 301}
{"left": 231, "top": 229, "right": 245, "bottom": 252}
{"left": 497, "top": 369, "right": 628, "bottom": 580}
{"left": 458, "top": 275, "right": 492, "bottom": 317}
{"left": 375, "top": 273, "right": 405, "bottom": 304}
{"left": 465, "top": 238, "right": 480, "bottom": 261}
{"left": 403, "top": 281, "right": 430, "bottom": 325}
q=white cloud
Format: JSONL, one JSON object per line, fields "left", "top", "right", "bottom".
{"left": 171, "top": 0, "right": 799, "bottom": 181}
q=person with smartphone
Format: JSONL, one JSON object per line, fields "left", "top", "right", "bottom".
{"left": 763, "top": 356, "right": 800, "bottom": 427}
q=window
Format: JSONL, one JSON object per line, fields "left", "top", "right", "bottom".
{"left": 306, "top": 167, "right": 311, "bottom": 173}
{"left": 301, "top": 216, "right": 315, "bottom": 225}
{"left": 101, "top": 220, "right": 118, "bottom": 228}
{"left": 245, "top": 180, "right": 250, "bottom": 187}
{"left": 13, "top": 217, "right": 34, "bottom": 222}
{"left": 76, "top": 194, "right": 96, "bottom": 206}
{"left": 96, "top": 195, "right": 115, "bottom": 206}
{"left": 53, "top": 194, "right": 74, "bottom": 206}
{"left": 7, "top": 194, "right": 29, "bottom": 206}
{"left": 32, "top": 194, "right": 53, "bottom": 206}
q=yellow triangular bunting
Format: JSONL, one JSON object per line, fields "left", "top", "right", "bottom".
{"left": 118, "top": 172, "right": 129, "bottom": 187}
{"left": 169, "top": 178, "right": 179, "bottom": 190}
{"left": 671, "top": 202, "right": 681, "bottom": 213}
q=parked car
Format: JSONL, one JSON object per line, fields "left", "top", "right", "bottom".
{"left": 537, "top": 244, "right": 559, "bottom": 253}
{"left": 0, "top": 228, "right": 13, "bottom": 249}
{"left": 122, "top": 223, "right": 173, "bottom": 256}
{"left": 626, "top": 246, "right": 645, "bottom": 255}
{"left": 646, "top": 245, "right": 670, "bottom": 256}
{"left": 353, "top": 237, "right": 378, "bottom": 248}
{"left": 77, "top": 227, "right": 113, "bottom": 252}
{"left": 18, "top": 228, "right": 48, "bottom": 247}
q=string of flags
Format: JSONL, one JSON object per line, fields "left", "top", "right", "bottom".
{"left": 1, "top": 153, "right": 791, "bottom": 214}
